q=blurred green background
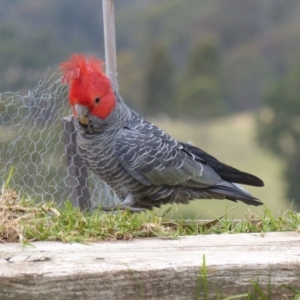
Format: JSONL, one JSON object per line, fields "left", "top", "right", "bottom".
{"left": 1, "top": 0, "right": 300, "bottom": 218}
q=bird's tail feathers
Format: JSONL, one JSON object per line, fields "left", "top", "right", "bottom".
{"left": 207, "top": 181, "right": 262, "bottom": 206}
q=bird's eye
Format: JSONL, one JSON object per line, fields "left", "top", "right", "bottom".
{"left": 95, "top": 97, "right": 101, "bottom": 104}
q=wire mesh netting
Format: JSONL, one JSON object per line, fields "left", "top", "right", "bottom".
{"left": 0, "top": 72, "right": 120, "bottom": 208}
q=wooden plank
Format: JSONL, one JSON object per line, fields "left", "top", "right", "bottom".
{"left": 62, "top": 115, "right": 91, "bottom": 210}
{"left": 0, "top": 232, "right": 300, "bottom": 299}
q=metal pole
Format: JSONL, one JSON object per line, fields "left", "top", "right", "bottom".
{"left": 102, "top": 0, "right": 118, "bottom": 89}
{"left": 62, "top": 116, "right": 91, "bottom": 211}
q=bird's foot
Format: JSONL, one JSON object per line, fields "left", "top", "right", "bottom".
{"left": 94, "top": 193, "right": 144, "bottom": 212}
{"left": 100, "top": 204, "right": 145, "bottom": 213}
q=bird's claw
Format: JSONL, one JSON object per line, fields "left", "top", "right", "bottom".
{"left": 97, "top": 204, "right": 145, "bottom": 213}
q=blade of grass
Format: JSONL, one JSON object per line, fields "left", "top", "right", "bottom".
{"left": 223, "top": 295, "right": 249, "bottom": 300}
{"left": 3, "top": 166, "right": 14, "bottom": 189}
{"left": 202, "top": 254, "right": 208, "bottom": 299}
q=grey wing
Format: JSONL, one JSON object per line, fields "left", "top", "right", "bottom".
{"left": 114, "top": 126, "right": 221, "bottom": 188}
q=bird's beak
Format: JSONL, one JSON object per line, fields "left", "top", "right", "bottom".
{"left": 74, "top": 104, "right": 89, "bottom": 126}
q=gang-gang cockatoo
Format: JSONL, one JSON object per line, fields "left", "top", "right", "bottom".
{"left": 60, "top": 54, "right": 264, "bottom": 211}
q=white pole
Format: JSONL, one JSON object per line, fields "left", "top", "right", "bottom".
{"left": 102, "top": 0, "right": 118, "bottom": 89}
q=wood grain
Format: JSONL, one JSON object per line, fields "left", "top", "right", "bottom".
{"left": 1, "top": 232, "right": 300, "bottom": 299}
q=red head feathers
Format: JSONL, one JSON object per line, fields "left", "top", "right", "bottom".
{"left": 60, "top": 54, "right": 116, "bottom": 119}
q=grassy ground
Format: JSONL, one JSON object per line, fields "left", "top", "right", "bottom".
{"left": 1, "top": 188, "right": 300, "bottom": 299}
{"left": 1, "top": 187, "right": 299, "bottom": 244}
{"left": 152, "top": 113, "right": 289, "bottom": 219}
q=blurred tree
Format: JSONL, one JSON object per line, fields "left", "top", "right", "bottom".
{"left": 0, "top": 24, "right": 60, "bottom": 92}
{"left": 188, "top": 39, "right": 219, "bottom": 77}
{"left": 178, "top": 38, "right": 228, "bottom": 118}
{"left": 117, "top": 50, "right": 144, "bottom": 112}
{"left": 144, "top": 44, "right": 175, "bottom": 116}
{"left": 222, "top": 46, "right": 267, "bottom": 112}
{"left": 1, "top": 0, "right": 300, "bottom": 116}
{"left": 257, "top": 59, "right": 300, "bottom": 206}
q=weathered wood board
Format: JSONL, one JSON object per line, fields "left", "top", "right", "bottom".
{"left": 0, "top": 232, "right": 300, "bottom": 300}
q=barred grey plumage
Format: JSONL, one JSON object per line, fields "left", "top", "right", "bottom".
{"left": 61, "top": 54, "right": 264, "bottom": 211}
{"left": 75, "top": 95, "right": 263, "bottom": 211}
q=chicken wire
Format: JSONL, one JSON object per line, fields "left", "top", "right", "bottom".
{"left": 0, "top": 72, "right": 119, "bottom": 208}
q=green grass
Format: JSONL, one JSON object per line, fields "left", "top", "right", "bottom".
{"left": 1, "top": 188, "right": 300, "bottom": 244}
